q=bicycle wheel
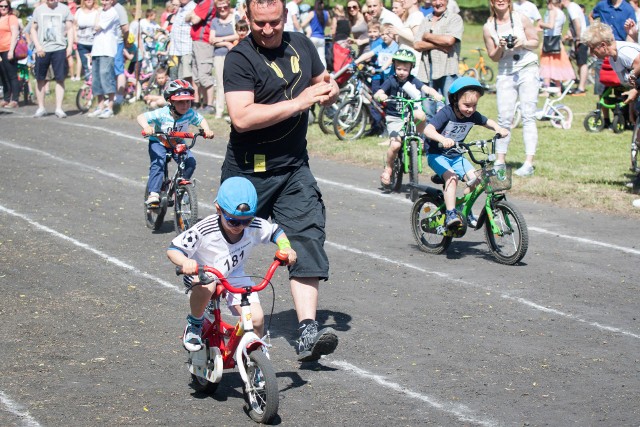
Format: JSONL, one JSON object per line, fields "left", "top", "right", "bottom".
{"left": 389, "top": 154, "right": 403, "bottom": 192}
{"left": 550, "top": 106, "right": 573, "bottom": 129}
{"left": 511, "top": 102, "right": 522, "bottom": 128}
{"left": 631, "top": 123, "right": 640, "bottom": 173}
{"left": 583, "top": 111, "right": 604, "bottom": 132}
{"left": 479, "top": 65, "right": 494, "bottom": 83}
{"left": 612, "top": 112, "right": 626, "bottom": 134}
{"left": 244, "top": 349, "right": 278, "bottom": 424}
{"left": 463, "top": 68, "right": 479, "bottom": 79}
{"left": 333, "top": 97, "right": 367, "bottom": 141}
{"left": 318, "top": 104, "right": 339, "bottom": 134}
{"left": 174, "top": 183, "right": 198, "bottom": 234}
{"left": 144, "top": 188, "right": 167, "bottom": 230}
{"left": 76, "top": 85, "right": 93, "bottom": 113}
{"left": 410, "top": 193, "right": 452, "bottom": 254}
{"left": 484, "top": 199, "right": 528, "bottom": 265}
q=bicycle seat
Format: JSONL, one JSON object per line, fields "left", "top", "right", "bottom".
{"left": 540, "top": 86, "right": 561, "bottom": 95}
{"left": 431, "top": 174, "right": 444, "bottom": 185}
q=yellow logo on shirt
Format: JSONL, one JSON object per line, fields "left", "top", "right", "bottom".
{"left": 291, "top": 56, "right": 300, "bottom": 73}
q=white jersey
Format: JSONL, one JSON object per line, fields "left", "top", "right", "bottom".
{"left": 170, "top": 215, "right": 283, "bottom": 290}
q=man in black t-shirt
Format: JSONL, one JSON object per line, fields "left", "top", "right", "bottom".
{"left": 222, "top": 0, "right": 339, "bottom": 362}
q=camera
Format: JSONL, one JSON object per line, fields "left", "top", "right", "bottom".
{"left": 502, "top": 34, "right": 516, "bottom": 49}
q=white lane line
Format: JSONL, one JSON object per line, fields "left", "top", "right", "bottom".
{"left": 0, "top": 391, "right": 41, "bottom": 427}
{"left": 0, "top": 204, "right": 495, "bottom": 425}
{"left": 0, "top": 204, "right": 181, "bottom": 294}
{"left": 326, "top": 241, "right": 640, "bottom": 340}
{"left": 12, "top": 120, "right": 640, "bottom": 256}
{"left": 330, "top": 361, "right": 499, "bottom": 427}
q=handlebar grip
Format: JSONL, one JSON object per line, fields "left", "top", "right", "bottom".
{"left": 168, "top": 131, "right": 194, "bottom": 138}
{"left": 176, "top": 266, "right": 185, "bottom": 275}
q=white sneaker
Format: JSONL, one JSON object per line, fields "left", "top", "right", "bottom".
{"left": 146, "top": 192, "right": 160, "bottom": 205}
{"left": 87, "top": 108, "right": 103, "bottom": 118}
{"left": 633, "top": 199, "right": 640, "bottom": 208}
{"left": 514, "top": 164, "right": 534, "bottom": 177}
{"left": 98, "top": 108, "right": 113, "bottom": 119}
{"left": 54, "top": 108, "right": 67, "bottom": 119}
{"left": 33, "top": 107, "right": 46, "bottom": 118}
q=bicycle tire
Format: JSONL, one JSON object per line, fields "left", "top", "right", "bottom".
{"left": 612, "top": 113, "right": 626, "bottom": 134}
{"left": 144, "top": 187, "right": 167, "bottom": 230}
{"left": 479, "top": 65, "right": 494, "bottom": 83}
{"left": 512, "top": 102, "right": 522, "bottom": 128}
{"left": 583, "top": 111, "right": 604, "bottom": 132}
{"left": 484, "top": 199, "right": 528, "bottom": 265}
{"left": 244, "top": 349, "right": 279, "bottom": 424}
{"left": 190, "top": 372, "right": 220, "bottom": 394}
{"left": 410, "top": 193, "right": 451, "bottom": 254}
{"left": 333, "top": 97, "right": 367, "bottom": 141}
{"left": 408, "top": 138, "right": 420, "bottom": 200}
{"left": 318, "top": 104, "right": 338, "bottom": 134}
{"left": 174, "top": 183, "right": 198, "bottom": 234}
{"left": 631, "top": 123, "right": 640, "bottom": 173}
{"left": 463, "top": 68, "right": 479, "bottom": 79}
{"left": 389, "top": 154, "right": 403, "bottom": 192}
{"left": 76, "top": 85, "right": 93, "bottom": 113}
{"left": 550, "top": 105, "right": 573, "bottom": 129}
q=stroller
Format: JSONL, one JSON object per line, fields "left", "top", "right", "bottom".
{"left": 583, "top": 57, "right": 632, "bottom": 134}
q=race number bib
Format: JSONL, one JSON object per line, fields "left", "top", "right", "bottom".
{"left": 441, "top": 122, "right": 473, "bottom": 143}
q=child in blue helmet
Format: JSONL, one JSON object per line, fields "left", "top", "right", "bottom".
{"left": 423, "top": 77, "right": 509, "bottom": 229}
{"left": 167, "top": 177, "right": 297, "bottom": 352}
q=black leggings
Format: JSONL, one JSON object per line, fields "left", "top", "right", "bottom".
{"left": 0, "top": 50, "right": 20, "bottom": 103}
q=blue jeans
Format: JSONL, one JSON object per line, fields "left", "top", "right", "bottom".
{"left": 430, "top": 74, "right": 457, "bottom": 105}
{"left": 91, "top": 56, "right": 116, "bottom": 96}
{"left": 77, "top": 43, "right": 92, "bottom": 80}
{"left": 147, "top": 140, "right": 196, "bottom": 193}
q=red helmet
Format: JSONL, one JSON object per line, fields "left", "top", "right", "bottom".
{"left": 163, "top": 79, "right": 195, "bottom": 101}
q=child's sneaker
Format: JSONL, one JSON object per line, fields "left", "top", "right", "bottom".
{"left": 146, "top": 192, "right": 160, "bottom": 205}
{"left": 87, "top": 108, "right": 103, "bottom": 118}
{"left": 467, "top": 212, "right": 478, "bottom": 228}
{"left": 445, "top": 209, "right": 461, "bottom": 229}
{"left": 296, "top": 320, "right": 338, "bottom": 362}
{"left": 183, "top": 322, "right": 203, "bottom": 352}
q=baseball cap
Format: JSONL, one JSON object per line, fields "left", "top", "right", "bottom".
{"left": 216, "top": 177, "right": 257, "bottom": 217}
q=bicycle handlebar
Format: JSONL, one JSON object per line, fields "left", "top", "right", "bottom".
{"left": 437, "top": 134, "right": 501, "bottom": 166}
{"left": 175, "top": 251, "right": 289, "bottom": 295}
{"left": 141, "top": 128, "right": 211, "bottom": 150}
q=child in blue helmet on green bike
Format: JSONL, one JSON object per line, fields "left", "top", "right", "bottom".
{"left": 423, "top": 77, "right": 509, "bottom": 229}
{"left": 167, "top": 177, "right": 297, "bottom": 352}
{"left": 375, "top": 49, "right": 443, "bottom": 187}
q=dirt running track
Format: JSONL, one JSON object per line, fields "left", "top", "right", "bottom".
{"left": 0, "top": 108, "right": 638, "bottom": 426}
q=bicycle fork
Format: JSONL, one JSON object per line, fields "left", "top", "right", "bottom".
{"left": 402, "top": 137, "right": 423, "bottom": 174}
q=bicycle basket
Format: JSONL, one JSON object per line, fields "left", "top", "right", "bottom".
{"left": 482, "top": 165, "right": 512, "bottom": 192}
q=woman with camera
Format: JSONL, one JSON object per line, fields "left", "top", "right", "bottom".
{"left": 483, "top": 0, "right": 540, "bottom": 177}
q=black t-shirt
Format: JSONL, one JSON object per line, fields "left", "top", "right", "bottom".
{"left": 222, "top": 32, "right": 325, "bottom": 173}
{"left": 426, "top": 105, "right": 488, "bottom": 158}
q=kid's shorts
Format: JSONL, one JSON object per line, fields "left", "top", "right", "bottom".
{"left": 225, "top": 276, "right": 260, "bottom": 307}
{"left": 427, "top": 154, "right": 475, "bottom": 180}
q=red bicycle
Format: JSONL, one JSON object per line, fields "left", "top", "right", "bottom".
{"left": 142, "top": 130, "right": 209, "bottom": 234}
{"left": 176, "top": 250, "right": 289, "bottom": 424}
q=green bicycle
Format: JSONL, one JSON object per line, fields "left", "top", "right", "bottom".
{"left": 410, "top": 135, "right": 529, "bottom": 265}
{"left": 387, "top": 96, "right": 434, "bottom": 202}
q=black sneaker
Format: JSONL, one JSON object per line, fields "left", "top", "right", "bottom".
{"left": 296, "top": 321, "right": 338, "bottom": 362}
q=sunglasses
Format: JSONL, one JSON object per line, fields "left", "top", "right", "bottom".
{"left": 218, "top": 5, "right": 229, "bottom": 10}
{"left": 0, "top": 4, "right": 9, "bottom": 7}
{"left": 348, "top": 5, "right": 359, "bottom": 9}
{"left": 221, "top": 210, "right": 253, "bottom": 227}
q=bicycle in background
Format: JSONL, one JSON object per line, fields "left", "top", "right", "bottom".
{"left": 512, "top": 80, "right": 574, "bottom": 129}
{"left": 410, "top": 135, "right": 529, "bottom": 265}
{"left": 176, "top": 250, "right": 288, "bottom": 424}
{"left": 142, "top": 129, "right": 210, "bottom": 233}
{"left": 458, "top": 48, "right": 495, "bottom": 85}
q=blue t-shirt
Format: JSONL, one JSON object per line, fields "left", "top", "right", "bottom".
{"left": 379, "top": 75, "right": 426, "bottom": 117}
{"left": 426, "top": 105, "right": 488, "bottom": 158}
{"left": 370, "top": 40, "right": 398, "bottom": 81}
{"left": 309, "top": 11, "right": 329, "bottom": 38}
{"left": 592, "top": 0, "right": 636, "bottom": 41}
{"left": 143, "top": 106, "right": 204, "bottom": 145}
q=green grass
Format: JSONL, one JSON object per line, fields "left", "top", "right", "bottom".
{"left": 57, "top": 22, "right": 640, "bottom": 217}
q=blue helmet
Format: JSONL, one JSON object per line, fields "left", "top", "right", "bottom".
{"left": 447, "top": 76, "right": 484, "bottom": 105}
{"left": 216, "top": 177, "right": 258, "bottom": 217}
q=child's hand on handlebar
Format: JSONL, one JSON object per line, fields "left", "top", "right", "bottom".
{"left": 142, "top": 126, "right": 154, "bottom": 136}
{"left": 281, "top": 247, "right": 297, "bottom": 266}
{"left": 181, "top": 259, "right": 198, "bottom": 275}
{"left": 441, "top": 137, "right": 456, "bottom": 149}
{"left": 496, "top": 127, "right": 510, "bottom": 138}
{"left": 203, "top": 130, "right": 215, "bottom": 139}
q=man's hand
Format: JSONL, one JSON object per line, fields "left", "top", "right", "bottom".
{"left": 623, "top": 88, "right": 638, "bottom": 104}
{"left": 318, "top": 73, "right": 339, "bottom": 107}
{"left": 298, "top": 75, "right": 335, "bottom": 110}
